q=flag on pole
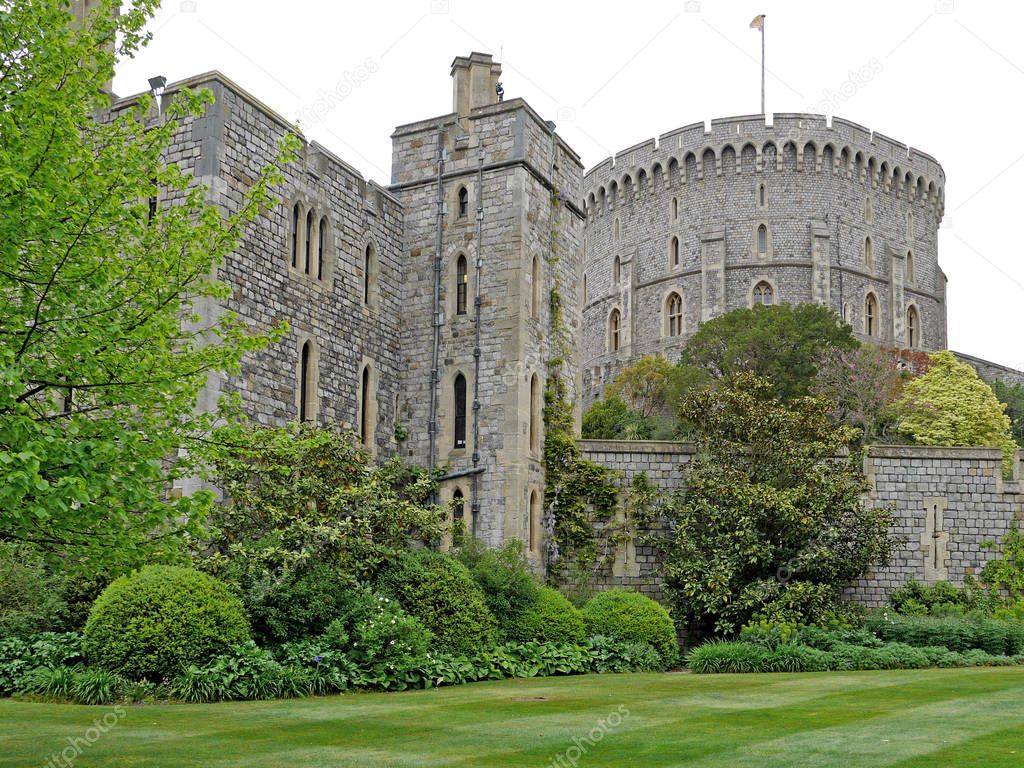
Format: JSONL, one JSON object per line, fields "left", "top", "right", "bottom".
{"left": 750, "top": 14, "right": 765, "bottom": 29}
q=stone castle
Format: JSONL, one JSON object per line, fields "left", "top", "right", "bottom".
{"left": 101, "top": 35, "right": 1022, "bottom": 596}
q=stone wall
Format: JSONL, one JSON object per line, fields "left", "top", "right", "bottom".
{"left": 576, "top": 440, "right": 1024, "bottom": 608}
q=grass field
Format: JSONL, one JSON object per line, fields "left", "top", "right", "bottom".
{"left": 3, "top": 668, "right": 1024, "bottom": 767}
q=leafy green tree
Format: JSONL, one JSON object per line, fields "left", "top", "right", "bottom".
{"left": 682, "top": 304, "right": 858, "bottom": 402}
{"left": 662, "top": 375, "right": 896, "bottom": 635}
{"left": 812, "top": 344, "right": 904, "bottom": 442}
{"left": 992, "top": 380, "right": 1024, "bottom": 447}
{"left": 0, "top": 0, "right": 297, "bottom": 570}
{"left": 200, "top": 423, "right": 444, "bottom": 581}
{"left": 895, "top": 351, "right": 1018, "bottom": 476}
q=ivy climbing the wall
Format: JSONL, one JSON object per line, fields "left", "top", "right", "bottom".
{"left": 542, "top": 188, "right": 621, "bottom": 583}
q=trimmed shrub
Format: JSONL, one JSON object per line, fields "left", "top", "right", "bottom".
{"left": 582, "top": 589, "right": 679, "bottom": 666}
{"left": 377, "top": 550, "right": 495, "bottom": 654}
{"left": 83, "top": 566, "right": 250, "bottom": 681}
{"left": 455, "top": 539, "right": 540, "bottom": 636}
{"left": 512, "top": 587, "right": 586, "bottom": 644}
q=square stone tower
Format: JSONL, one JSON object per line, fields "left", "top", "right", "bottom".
{"left": 390, "top": 53, "right": 585, "bottom": 560}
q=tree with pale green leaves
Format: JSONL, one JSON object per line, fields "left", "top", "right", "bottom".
{"left": 895, "top": 351, "right": 1018, "bottom": 477}
{"left": 0, "top": 0, "right": 298, "bottom": 572}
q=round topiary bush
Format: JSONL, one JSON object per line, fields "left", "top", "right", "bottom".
{"left": 83, "top": 565, "right": 250, "bottom": 681}
{"left": 582, "top": 589, "right": 679, "bottom": 665}
{"left": 511, "top": 586, "right": 586, "bottom": 643}
{"left": 377, "top": 550, "right": 495, "bottom": 654}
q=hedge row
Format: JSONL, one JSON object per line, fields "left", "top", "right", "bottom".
{"left": 688, "top": 639, "right": 1024, "bottom": 674}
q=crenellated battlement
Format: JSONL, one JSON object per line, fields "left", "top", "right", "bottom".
{"left": 583, "top": 113, "right": 945, "bottom": 220}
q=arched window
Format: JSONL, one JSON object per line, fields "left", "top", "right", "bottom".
{"left": 613, "top": 256, "right": 621, "bottom": 285}
{"left": 864, "top": 236, "right": 873, "bottom": 270}
{"left": 363, "top": 244, "right": 376, "bottom": 307}
{"left": 865, "top": 196, "right": 873, "bottom": 223}
{"left": 299, "top": 340, "right": 313, "bottom": 422}
{"left": 457, "top": 186, "right": 469, "bottom": 218}
{"left": 317, "top": 216, "right": 328, "bottom": 280}
{"left": 529, "top": 490, "right": 541, "bottom": 554}
{"left": 609, "top": 309, "right": 621, "bottom": 351}
{"left": 906, "top": 250, "right": 915, "bottom": 284}
{"left": 865, "top": 293, "right": 878, "bottom": 337}
{"left": 907, "top": 305, "right": 919, "bottom": 348}
{"left": 758, "top": 183, "right": 766, "bottom": 207}
{"left": 753, "top": 281, "right": 774, "bottom": 306}
{"left": 304, "top": 209, "right": 314, "bottom": 274}
{"left": 453, "top": 373, "right": 467, "bottom": 449}
{"left": 456, "top": 254, "right": 468, "bottom": 315}
{"left": 531, "top": 256, "right": 540, "bottom": 320}
{"left": 907, "top": 211, "right": 914, "bottom": 240}
{"left": 666, "top": 292, "right": 683, "bottom": 337}
{"left": 582, "top": 272, "right": 588, "bottom": 304}
{"left": 529, "top": 373, "right": 540, "bottom": 453}
{"left": 614, "top": 218, "right": 621, "bottom": 241}
{"left": 671, "top": 197, "right": 678, "bottom": 220}
{"left": 452, "top": 488, "right": 465, "bottom": 521}
{"left": 670, "top": 236, "right": 680, "bottom": 268}
{"left": 291, "top": 203, "right": 300, "bottom": 268}
{"left": 756, "top": 224, "right": 768, "bottom": 257}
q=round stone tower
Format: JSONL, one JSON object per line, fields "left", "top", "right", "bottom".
{"left": 579, "top": 113, "right": 946, "bottom": 403}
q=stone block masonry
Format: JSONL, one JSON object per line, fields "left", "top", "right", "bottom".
{"left": 577, "top": 440, "right": 1024, "bottom": 609}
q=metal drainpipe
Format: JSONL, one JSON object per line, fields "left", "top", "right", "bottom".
{"left": 427, "top": 128, "right": 445, "bottom": 488}
{"left": 470, "top": 153, "right": 484, "bottom": 536}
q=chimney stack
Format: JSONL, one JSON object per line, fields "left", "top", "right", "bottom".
{"left": 450, "top": 52, "right": 502, "bottom": 119}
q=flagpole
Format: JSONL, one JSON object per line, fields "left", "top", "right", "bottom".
{"left": 760, "top": 16, "right": 765, "bottom": 115}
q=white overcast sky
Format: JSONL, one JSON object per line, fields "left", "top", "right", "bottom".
{"left": 116, "top": 0, "right": 1022, "bottom": 371}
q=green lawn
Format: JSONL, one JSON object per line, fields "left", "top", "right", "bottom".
{"left": 4, "top": 668, "right": 1024, "bottom": 767}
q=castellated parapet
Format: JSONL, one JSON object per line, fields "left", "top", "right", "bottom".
{"left": 580, "top": 114, "right": 947, "bottom": 405}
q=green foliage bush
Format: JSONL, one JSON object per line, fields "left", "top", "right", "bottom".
{"left": 581, "top": 589, "right": 678, "bottom": 666}
{"left": 866, "top": 612, "right": 1024, "bottom": 656}
{"left": 0, "top": 544, "right": 67, "bottom": 638}
{"left": 203, "top": 423, "right": 443, "bottom": 581}
{"left": 512, "top": 587, "right": 585, "bottom": 644}
{"left": 687, "top": 641, "right": 770, "bottom": 673}
{"left": 377, "top": 550, "right": 495, "bottom": 654}
{"left": 0, "top": 633, "right": 84, "bottom": 696}
{"left": 83, "top": 566, "right": 250, "bottom": 681}
{"left": 454, "top": 538, "right": 539, "bottom": 637}
{"left": 228, "top": 563, "right": 357, "bottom": 646}
{"left": 171, "top": 641, "right": 310, "bottom": 703}
{"left": 888, "top": 578, "right": 993, "bottom": 617}
{"left": 586, "top": 635, "right": 665, "bottom": 673}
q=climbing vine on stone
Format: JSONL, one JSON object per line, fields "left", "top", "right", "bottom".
{"left": 542, "top": 189, "right": 621, "bottom": 581}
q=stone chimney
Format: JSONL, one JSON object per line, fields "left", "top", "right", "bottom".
{"left": 450, "top": 52, "right": 502, "bottom": 118}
